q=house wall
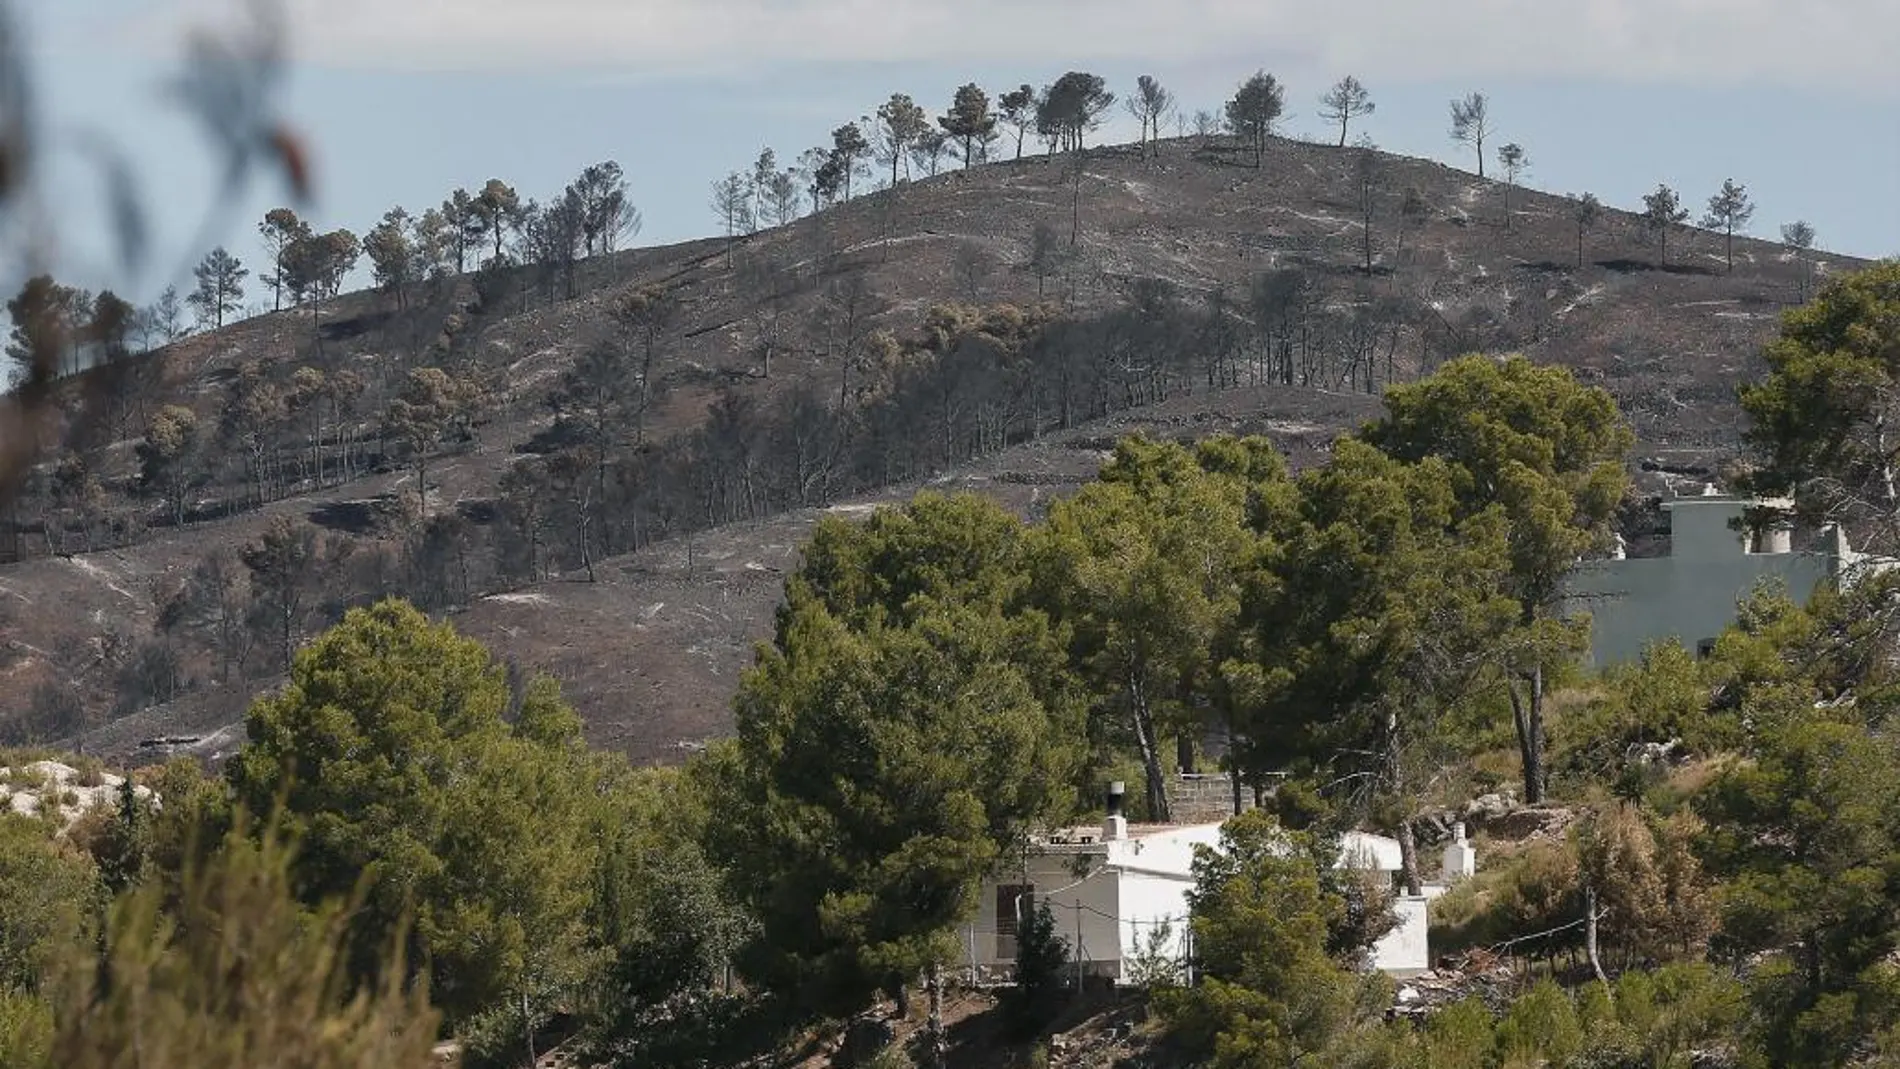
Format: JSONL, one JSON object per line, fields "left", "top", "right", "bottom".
{"left": 970, "top": 824, "right": 1439, "bottom": 986}
{"left": 1110, "top": 870, "right": 1195, "bottom": 980}
{"left": 1371, "top": 896, "right": 1431, "bottom": 976}
{"left": 960, "top": 856, "right": 1125, "bottom": 983}
{"left": 1563, "top": 499, "right": 1835, "bottom": 666}
{"left": 1105, "top": 824, "right": 1225, "bottom": 877}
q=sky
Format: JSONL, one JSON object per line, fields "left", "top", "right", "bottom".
{"left": 11, "top": 0, "right": 1900, "bottom": 310}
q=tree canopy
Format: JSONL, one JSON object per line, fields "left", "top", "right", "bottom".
{"left": 1740, "top": 262, "right": 1900, "bottom": 550}
{"left": 224, "top": 599, "right": 602, "bottom": 1028}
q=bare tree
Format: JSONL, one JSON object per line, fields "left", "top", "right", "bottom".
{"left": 608, "top": 287, "right": 677, "bottom": 444}
{"left": 241, "top": 515, "right": 346, "bottom": 671}
{"left": 710, "top": 172, "right": 753, "bottom": 266}
{"left": 1027, "top": 223, "right": 1065, "bottom": 299}
{"left": 1395, "top": 186, "right": 1430, "bottom": 265}
{"left": 1354, "top": 142, "right": 1382, "bottom": 273}
{"left": 764, "top": 167, "right": 801, "bottom": 228}
{"left": 1449, "top": 92, "right": 1492, "bottom": 177}
{"left": 1192, "top": 109, "right": 1221, "bottom": 137}
{"left": 1701, "top": 178, "right": 1755, "bottom": 273}
{"left": 952, "top": 242, "right": 989, "bottom": 304}
{"left": 1126, "top": 75, "right": 1174, "bottom": 157}
{"left": 159, "top": 550, "right": 253, "bottom": 683}
{"left": 910, "top": 129, "right": 950, "bottom": 179}
{"left": 1496, "top": 143, "right": 1528, "bottom": 228}
{"left": 146, "top": 286, "right": 189, "bottom": 344}
{"left": 1319, "top": 75, "right": 1375, "bottom": 147}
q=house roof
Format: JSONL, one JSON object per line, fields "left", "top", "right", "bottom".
{"left": 1030, "top": 821, "right": 1405, "bottom": 872}
{"left": 1032, "top": 823, "right": 1185, "bottom": 852}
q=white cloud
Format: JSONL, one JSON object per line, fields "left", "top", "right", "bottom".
{"left": 131, "top": 0, "right": 1900, "bottom": 94}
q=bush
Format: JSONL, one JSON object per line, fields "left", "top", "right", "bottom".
{"left": 1004, "top": 898, "right": 1071, "bottom": 1038}
{"left": 1495, "top": 979, "right": 1581, "bottom": 1067}
{"left": 0, "top": 987, "right": 52, "bottom": 1069}
{"left": 0, "top": 815, "right": 98, "bottom": 993}
{"left": 46, "top": 816, "right": 440, "bottom": 1068}
{"left": 1429, "top": 838, "right": 1583, "bottom": 958}
{"left": 1555, "top": 641, "right": 1737, "bottom": 786}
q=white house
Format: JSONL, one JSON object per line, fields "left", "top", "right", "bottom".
{"left": 1561, "top": 490, "right": 1893, "bottom": 667}
{"left": 962, "top": 784, "right": 1476, "bottom": 985}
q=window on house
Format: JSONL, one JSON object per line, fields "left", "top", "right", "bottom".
{"left": 995, "top": 884, "right": 1035, "bottom": 960}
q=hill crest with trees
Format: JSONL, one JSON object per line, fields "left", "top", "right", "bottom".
{"left": 0, "top": 67, "right": 1869, "bottom": 761}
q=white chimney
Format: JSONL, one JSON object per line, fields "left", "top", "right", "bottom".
{"left": 1440, "top": 822, "right": 1476, "bottom": 882}
{"left": 1102, "top": 781, "right": 1128, "bottom": 842}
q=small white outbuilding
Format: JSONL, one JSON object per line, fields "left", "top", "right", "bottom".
{"left": 962, "top": 784, "right": 1476, "bottom": 985}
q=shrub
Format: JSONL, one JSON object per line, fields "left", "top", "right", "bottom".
{"left": 1004, "top": 898, "right": 1071, "bottom": 1038}
{"left": 0, "top": 987, "right": 52, "bottom": 1069}
{"left": 46, "top": 816, "right": 440, "bottom": 1068}
{"left": 1429, "top": 838, "right": 1583, "bottom": 958}
{"left": 1495, "top": 979, "right": 1581, "bottom": 1067}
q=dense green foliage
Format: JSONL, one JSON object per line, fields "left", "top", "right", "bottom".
{"left": 714, "top": 494, "right": 1087, "bottom": 1031}
{"left": 225, "top": 599, "right": 603, "bottom": 1028}
{"left": 1742, "top": 261, "right": 1900, "bottom": 548}
{"left": 1156, "top": 811, "right": 1392, "bottom": 1067}
{"left": 1363, "top": 353, "right": 1634, "bottom": 802}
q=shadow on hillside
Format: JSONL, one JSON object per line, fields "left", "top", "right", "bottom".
{"left": 307, "top": 498, "right": 392, "bottom": 535}
{"left": 1283, "top": 254, "right": 1396, "bottom": 279}
{"left": 318, "top": 310, "right": 395, "bottom": 342}
{"left": 1595, "top": 258, "right": 1718, "bottom": 277}
{"left": 516, "top": 419, "right": 592, "bottom": 456}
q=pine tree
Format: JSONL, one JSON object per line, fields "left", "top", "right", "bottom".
{"left": 1224, "top": 71, "right": 1285, "bottom": 168}
{"left": 187, "top": 247, "right": 247, "bottom": 329}
{"left": 1449, "top": 92, "right": 1492, "bottom": 177}
{"left": 1642, "top": 184, "right": 1690, "bottom": 266}
{"left": 1319, "top": 75, "right": 1375, "bottom": 147}
{"left": 938, "top": 83, "right": 997, "bottom": 168}
{"left": 1701, "top": 178, "right": 1755, "bottom": 272}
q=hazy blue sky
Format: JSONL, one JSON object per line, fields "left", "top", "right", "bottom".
{"left": 15, "top": 0, "right": 1900, "bottom": 308}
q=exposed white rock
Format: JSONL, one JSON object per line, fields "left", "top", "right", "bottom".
{"left": 0, "top": 760, "right": 157, "bottom": 834}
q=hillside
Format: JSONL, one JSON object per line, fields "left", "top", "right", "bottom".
{"left": 0, "top": 131, "right": 1863, "bottom": 762}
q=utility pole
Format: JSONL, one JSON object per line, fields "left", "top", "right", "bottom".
{"left": 1074, "top": 902, "right": 1084, "bottom": 992}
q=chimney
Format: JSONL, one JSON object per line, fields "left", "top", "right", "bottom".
{"left": 1440, "top": 822, "right": 1476, "bottom": 883}
{"left": 1102, "top": 781, "right": 1128, "bottom": 841}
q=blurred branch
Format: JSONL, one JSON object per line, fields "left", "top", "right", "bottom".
{"left": 0, "top": 0, "right": 306, "bottom": 513}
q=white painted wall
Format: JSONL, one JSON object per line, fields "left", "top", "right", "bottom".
{"left": 1564, "top": 498, "right": 1836, "bottom": 666}
{"left": 1103, "top": 823, "right": 1223, "bottom": 876}
{"left": 961, "top": 856, "right": 1125, "bottom": 981}
{"left": 1371, "top": 896, "right": 1431, "bottom": 976}
{"left": 968, "top": 823, "right": 1435, "bottom": 984}
{"left": 1110, "top": 870, "right": 1195, "bottom": 978}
